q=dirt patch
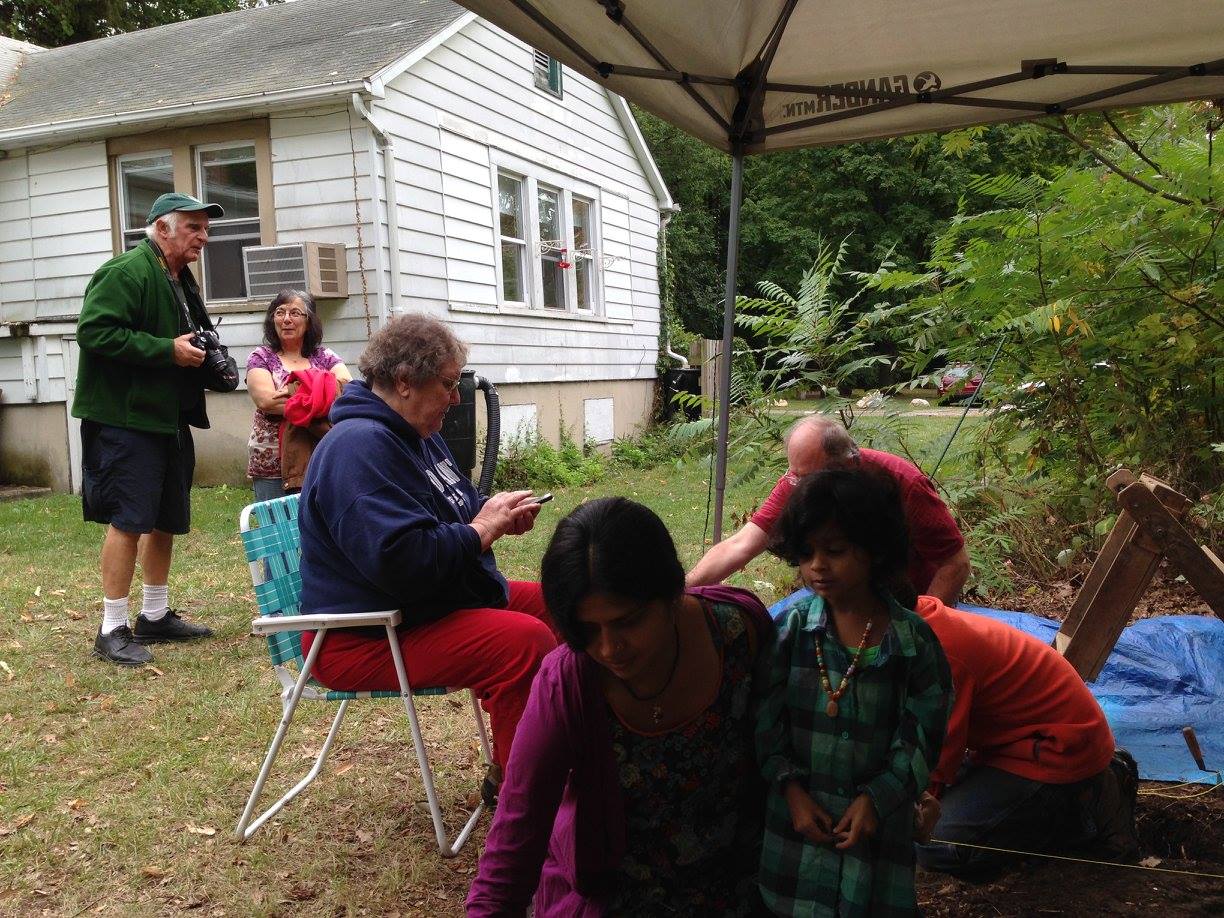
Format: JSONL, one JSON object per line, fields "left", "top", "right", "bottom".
{"left": 917, "top": 783, "right": 1224, "bottom": 917}
{"left": 983, "top": 562, "right": 1216, "bottom": 625}
{"left": 0, "top": 484, "right": 51, "bottom": 502}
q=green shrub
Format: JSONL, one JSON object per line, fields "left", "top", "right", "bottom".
{"left": 610, "top": 426, "right": 679, "bottom": 469}
{"left": 492, "top": 427, "right": 606, "bottom": 491}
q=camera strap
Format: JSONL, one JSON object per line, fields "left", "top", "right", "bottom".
{"left": 148, "top": 239, "right": 206, "bottom": 336}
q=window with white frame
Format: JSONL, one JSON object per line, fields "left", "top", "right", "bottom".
{"left": 537, "top": 185, "right": 566, "bottom": 310}
{"left": 494, "top": 165, "right": 602, "bottom": 315}
{"left": 498, "top": 173, "right": 529, "bottom": 304}
{"left": 572, "top": 196, "right": 595, "bottom": 311}
{"left": 196, "top": 143, "right": 261, "bottom": 300}
{"left": 117, "top": 152, "right": 175, "bottom": 250}
{"left": 533, "top": 50, "right": 562, "bottom": 98}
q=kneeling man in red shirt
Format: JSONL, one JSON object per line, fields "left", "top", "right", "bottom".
{"left": 913, "top": 597, "right": 1139, "bottom": 873}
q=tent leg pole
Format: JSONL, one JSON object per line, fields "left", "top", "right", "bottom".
{"left": 713, "top": 149, "right": 745, "bottom": 544}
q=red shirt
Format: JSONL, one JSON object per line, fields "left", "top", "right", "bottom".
{"left": 916, "top": 596, "right": 1115, "bottom": 792}
{"left": 750, "top": 447, "right": 964, "bottom": 594}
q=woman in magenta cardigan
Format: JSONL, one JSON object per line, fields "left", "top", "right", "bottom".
{"left": 467, "top": 497, "right": 774, "bottom": 916}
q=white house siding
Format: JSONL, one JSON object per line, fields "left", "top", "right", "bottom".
{"left": 0, "top": 143, "right": 109, "bottom": 422}
{"left": 262, "top": 105, "right": 386, "bottom": 369}
{"left": 0, "top": 21, "right": 667, "bottom": 489}
{"left": 374, "top": 18, "right": 662, "bottom": 393}
{"left": 0, "top": 143, "right": 111, "bottom": 325}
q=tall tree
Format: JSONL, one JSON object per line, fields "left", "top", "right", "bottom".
{"left": 0, "top": 1, "right": 275, "bottom": 48}
{"left": 637, "top": 105, "right": 1078, "bottom": 338}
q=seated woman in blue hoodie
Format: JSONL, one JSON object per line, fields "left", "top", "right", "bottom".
{"left": 298, "top": 313, "right": 556, "bottom": 804}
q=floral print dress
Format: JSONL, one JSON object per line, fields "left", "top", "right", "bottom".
{"left": 245, "top": 344, "right": 341, "bottom": 481}
{"left": 604, "top": 599, "right": 767, "bottom": 916}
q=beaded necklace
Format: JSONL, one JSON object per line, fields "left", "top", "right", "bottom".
{"left": 814, "top": 619, "right": 874, "bottom": 719}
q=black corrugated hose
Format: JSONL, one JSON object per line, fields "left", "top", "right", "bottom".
{"left": 475, "top": 374, "right": 500, "bottom": 496}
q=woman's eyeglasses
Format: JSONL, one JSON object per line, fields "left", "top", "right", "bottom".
{"left": 274, "top": 308, "right": 308, "bottom": 320}
{"left": 438, "top": 374, "right": 462, "bottom": 393}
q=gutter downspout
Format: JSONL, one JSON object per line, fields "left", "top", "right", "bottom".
{"left": 658, "top": 207, "right": 680, "bottom": 370}
{"left": 351, "top": 93, "right": 403, "bottom": 324}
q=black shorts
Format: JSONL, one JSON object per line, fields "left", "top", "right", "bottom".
{"left": 81, "top": 420, "right": 194, "bottom": 535}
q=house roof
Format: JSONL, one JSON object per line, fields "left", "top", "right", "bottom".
{"left": 0, "top": 0, "right": 467, "bottom": 136}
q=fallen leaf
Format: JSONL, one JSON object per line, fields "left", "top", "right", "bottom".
{"left": 141, "top": 865, "right": 167, "bottom": 879}
{"left": 356, "top": 829, "right": 372, "bottom": 844}
{"left": 145, "top": 666, "right": 165, "bottom": 677}
{"left": 1140, "top": 856, "right": 1163, "bottom": 868}
{"left": 335, "top": 762, "right": 354, "bottom": 776}
{"left": 33, "top": 586, "right": 41, "bottom": 597}
{"left": 52, "top": 589, "right": 66, "bottom": 596}
{"left": 64, "top": 673, "right": 76, "bottom": 689}
{"left": 185, "top": 824, "right": 216, "bottom": 836}
{"left": 66, "top": 798, "right": 86, "bottom": 811}
{"left": 0, "top": 661, "right": 12, "bottom": 681}
{"left": 0, "top": 813, "right": 35, "bottom": 836}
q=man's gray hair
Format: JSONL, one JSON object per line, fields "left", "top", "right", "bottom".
{"left": 359, "top": 313, "right": 468, "bottom": 388}
{"left": 785, "top": 415, "right": 859, "bottom": 464}
{"left": 144, "top": 210, "right": 181, "bottom": 238}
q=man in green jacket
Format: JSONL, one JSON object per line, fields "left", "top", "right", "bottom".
{"left": 74, "top": 192, "right": 223, "bottom": 665}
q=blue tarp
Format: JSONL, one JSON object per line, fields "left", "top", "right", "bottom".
{"left": 768, "top": 589, "right": 1224, "bottom": 784}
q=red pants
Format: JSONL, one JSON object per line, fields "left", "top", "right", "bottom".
{"left": 301, "top": 581, "right": 555, "bottom": 769}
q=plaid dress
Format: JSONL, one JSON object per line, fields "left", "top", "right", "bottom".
{"left": 757, "top": 594, "right": 952, "bottom": 917}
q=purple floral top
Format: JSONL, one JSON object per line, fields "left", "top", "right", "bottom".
{"left": 245, "top": 344, "right": 341, "bottom": 480}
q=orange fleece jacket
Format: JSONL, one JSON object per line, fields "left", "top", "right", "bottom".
{"left": 916, "top": 596, "right": 1115, "bottom": 794}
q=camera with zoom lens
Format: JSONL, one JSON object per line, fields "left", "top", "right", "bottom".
{"left": 191, "top": 328, "right": 239, "bottom": 391}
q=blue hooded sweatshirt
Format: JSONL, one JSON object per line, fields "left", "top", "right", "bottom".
{"left": 298, "top": 380, "right": 508, "bottom": 625}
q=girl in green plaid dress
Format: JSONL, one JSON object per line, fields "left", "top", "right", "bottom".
{"left": 757, "top": 467, "right": 953, "bottom": 917}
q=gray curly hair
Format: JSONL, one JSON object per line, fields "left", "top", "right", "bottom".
{"left": 358, "top": 313, "right": 468, "bottom": 387}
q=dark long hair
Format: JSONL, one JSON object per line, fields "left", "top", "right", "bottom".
{"left": 262, "top": 289, "right": 323, "bottom": 357}
{"left": 770, "top": 467, "right": 916, "bottom": 606}
{"left": 541, "top": 497, "right": 686, "bottom": 650}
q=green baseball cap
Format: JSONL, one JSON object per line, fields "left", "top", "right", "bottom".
{"left": 146, "top": 192, "right": 224, "bottom": 224}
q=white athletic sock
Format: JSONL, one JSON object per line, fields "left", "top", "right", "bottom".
{"left": 101, "top": 596, "right": 130, "bottom": 635}
{"left": 140, "top": 584, "right": 170, "bottom": 621}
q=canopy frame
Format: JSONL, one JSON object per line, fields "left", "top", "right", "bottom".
{"left": 475, "top": 0, "right": 1224, "bottom": 541}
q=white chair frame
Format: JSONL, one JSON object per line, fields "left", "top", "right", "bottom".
{"left": 234, "top": 499, "right": 492, "bottom": 857}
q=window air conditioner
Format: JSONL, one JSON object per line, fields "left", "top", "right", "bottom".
{"left": 242, "top": 242, "right": 349, "bottom": 300}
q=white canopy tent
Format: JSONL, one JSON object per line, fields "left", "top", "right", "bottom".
{"left": 452, "top": 0, "right": 1224, "bottom": 538}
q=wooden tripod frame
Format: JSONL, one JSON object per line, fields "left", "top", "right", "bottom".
{"left": 1054, "top": 469, "right": 1224, "bottom": 682}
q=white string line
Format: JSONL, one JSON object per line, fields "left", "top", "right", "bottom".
{"left": 929, "top": 838, "right": 1224, "bottom": 880}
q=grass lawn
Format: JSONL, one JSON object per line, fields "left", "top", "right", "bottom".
{"left": 0, "top": 455, "right": 818, "bottom": 917}
{"left": 0, "top": 408, "right": 986, "bottom": 916}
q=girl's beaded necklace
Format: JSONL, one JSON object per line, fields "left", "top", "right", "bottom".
{"left": 814, "top": 618, "right": 874, "bottom": 719}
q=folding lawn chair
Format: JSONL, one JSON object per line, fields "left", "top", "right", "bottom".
{"left": 233, "top": 493, "right": 492, "bottom": 856}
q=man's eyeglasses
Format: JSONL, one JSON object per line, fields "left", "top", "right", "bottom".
{"left": 438, "top": 373, "right": 462, "bottom": 393}
{"left": 274, "top": 308, "right": 308, "bottom": 320}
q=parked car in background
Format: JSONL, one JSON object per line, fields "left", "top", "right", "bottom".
{"left": 938, "top": 363, "right": 984, "bottom": 403}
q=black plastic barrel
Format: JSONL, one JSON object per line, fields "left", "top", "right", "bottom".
{"left": 440, "top": 370, "right": 478, "bottom": 479}
{"left": 663, "top": 367, "right": 702, "bottom": 422}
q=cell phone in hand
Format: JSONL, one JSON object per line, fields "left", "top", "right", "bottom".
{"left": 528, "top": 492, "right": 553, "bottom": 505}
